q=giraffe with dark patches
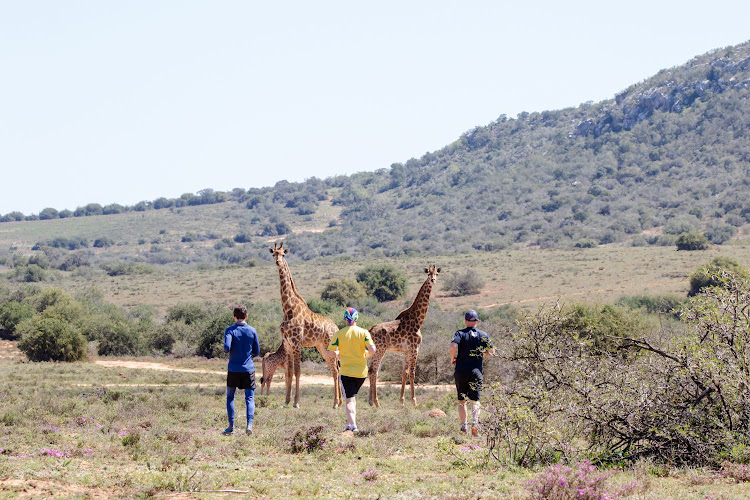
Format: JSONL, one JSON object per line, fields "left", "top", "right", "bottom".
{"left": 368, "top": 265, "right": 441, "bottom": 407}
{"left": 270, "top": 242, "right": 342, "bottom": 408}
{"left": 259, "top": 342, "right": 286, "bottom": 396}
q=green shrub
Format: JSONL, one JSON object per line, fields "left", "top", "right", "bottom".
{"left": 574, "top": 239, "right": 597, "bottom": 248}
{"left": 0, "top": 301, "right": 35, "bottom": 340}
{"left": 12, "top": 264, "right": 46, "bottom": 282}
{"left": 100, "top": 262, "right": 155, "bottom": 276}
{"left": 675, "top": 232, "right": 710, "bottom": 251}
{"left": 79, "top": 315, "right": 142, "bottom": 356}
{"left": 356, "top": 264, "right": 407, "bottom": 302}
{"left": 689, "top": 257, "right": 749, "bottom": 297}
{"left": 196, "top": 308, "right": 234, "bottom": 358}
{"left": 93, "top": 237, "right": 115, "bottom": 248}
{"left": 320, "top": 278, "right": 367, "bottom": 306}
{"left": 17, "top": 316, "right": 87, "bottom": 362}
{"left": 442, "top": 270, "right": 485, "bottom": 296}
{"left": 616, "top": 294, "right": 685, "bottom": 318}
{"left": 704, "top": 221, "right": 737, "bottom": 245}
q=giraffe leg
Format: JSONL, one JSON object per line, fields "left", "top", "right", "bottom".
{"left": 399, "top": 356, "right": 409, "bottom": 405}
{"left": 318, "top": 345, "right": 341, "bottom": 409}
{"left": 292, "top": 345, "right": 302, "bottom": 408}
{"left": 368, "top": 350, "right": 386, "bottom": 407}
{"left": 409, "top": 350, "right": 418, "bottom": 406}
{"left": 284, "top": 352, "right": 293, "bottom": 406}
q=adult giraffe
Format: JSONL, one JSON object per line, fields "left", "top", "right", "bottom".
{"left": 270, "top": 242, "right": 342, "bottom": 408}
{"left": 368, "top": 265, "right": 441, "bottom": 407}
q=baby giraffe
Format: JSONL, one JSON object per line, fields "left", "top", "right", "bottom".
{"left": 259, "top": 343, "right": 287, "bottom": 396}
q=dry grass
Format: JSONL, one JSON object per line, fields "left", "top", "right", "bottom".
{"left": 2, "top": 355, "right": 750, "bottom": 498}
{"left": 30, "top": 242, "right": 750, "bottom": 314}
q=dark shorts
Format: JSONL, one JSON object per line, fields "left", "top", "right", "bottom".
{"left": 455, "top": 369, "right": 483, "bottom": 401}
{"left": 339, "top": 375, "right": 366, "bottom": 398}
{"left": 227, "top": 371, "right": 256, "bottom": 390}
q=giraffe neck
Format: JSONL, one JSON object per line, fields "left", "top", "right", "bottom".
{"left": 277, "top": 258, "right": 307, "bottom": 318}
{"left": 397, "top": 277, "right": 434, "bottom": 327}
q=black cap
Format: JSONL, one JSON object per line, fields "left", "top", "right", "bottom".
{"left": 464, "top": 309, "right": 478, "bottom": 321}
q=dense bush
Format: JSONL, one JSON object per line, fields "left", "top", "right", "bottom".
{"left": 355, "top": 265, "right": 407, "bottom": 302}
{"left": 17, "top": 316, "right": 87, "bottom": 362}
{"left": 496, "top": 271, "right": 750, "bottom": 467}
{"left": 688, "top": 256, "right": 748, "bottom": 296}
{"left": 675, "top": 232, "right": 710, "bottom": 251}
{"left": 704, "top": 221, "right": 737, "bottom": 244}
{"left": 93, "top": 237, "right": 115, "bottom": 248}
{"left": 320, "top": 278, "right": 367, "bottom": 306}
{"left": 442, "top": 270, "right": 485, "bottom": 296}
{"left": 195, "top": 308, "right": 234, "bottom": 358}
{"left": 0, "top": 301, "right": 35, "bottom": 340}
{"left": 100, "top": 262, "right": 154, "bottom": 276}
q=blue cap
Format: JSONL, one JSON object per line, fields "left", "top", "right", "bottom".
{"left": 464, "top": 309, "right": 478, "bottom": 321}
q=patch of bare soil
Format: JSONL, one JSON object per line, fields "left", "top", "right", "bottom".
{"left": 0, "top": 340, "right": 22, "bottom": 360}
{"left": 0, "top": 479, "right": 117, "bottom": 499}
{"left": 92, "top": 359, "right": 452, "bottom": 390}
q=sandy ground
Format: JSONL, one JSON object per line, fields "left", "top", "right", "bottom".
{"left": 93, "top": 359, "right": 452, "bottom": 390}
{"left": 0, "top": 339, "right": 22, "bottom": 359}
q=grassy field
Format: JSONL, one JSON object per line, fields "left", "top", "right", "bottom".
{"left": 2, "top": 349, "right": 750, "bottom": 499}
{"left": 24, "top": 241, "right": 750, "bottom": 314}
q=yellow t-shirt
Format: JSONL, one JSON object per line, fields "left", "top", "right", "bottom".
{"left": 328, "top": 325, "right": 374, "bottom": 378}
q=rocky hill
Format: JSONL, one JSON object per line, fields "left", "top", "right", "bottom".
{"left": 3, "top": 41, "right": 749, "bottom": 267}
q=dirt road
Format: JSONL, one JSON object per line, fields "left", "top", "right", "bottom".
{"left": 93, "top": 359, "right": 452, "bottom": 390}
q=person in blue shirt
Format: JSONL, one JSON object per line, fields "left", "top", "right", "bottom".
{"left": 222, "top": 305, "right": 260, "bottom": 436}
{"left": 450, "top": 309, "right": 494, "bottom": 436}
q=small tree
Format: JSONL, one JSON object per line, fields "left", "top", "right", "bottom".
{"left": 17, "top": 316, "right": 87, "bottom": 362}
{"left": 320, "top": 278, "right": 367, "bottom": 306}
{"left": 689, "top": 257, "right": 749, "bottom": 296}
{"left": 356, "top": 265, "right": 407, "bottom": 302}
{"left": 442, "top": 270, "right": 485, "bottom": 296}
{"left": 0, "top": 301, "right": 35, "bottom": 340}
{"left": 675, "top": 232, "right": 709, "bottom": 251}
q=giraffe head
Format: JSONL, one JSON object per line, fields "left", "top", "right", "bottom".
{"left": 269, "top": 241, "right": 289, "bottom": 266}
{"left": 424, "top": 264, "right": 441, "bottom": 284}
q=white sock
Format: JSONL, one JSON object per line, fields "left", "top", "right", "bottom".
{"left": 471, "top": 402, "right": 480, "bottom": 426}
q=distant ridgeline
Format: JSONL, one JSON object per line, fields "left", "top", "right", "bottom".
{"left": 4, "top": 41, "right": 750, "bottom": 260}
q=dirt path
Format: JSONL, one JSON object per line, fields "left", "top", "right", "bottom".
{"left": 93, "top": 359, "right": 452, "bottom": 390}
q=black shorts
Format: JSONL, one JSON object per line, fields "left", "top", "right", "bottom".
{"left": 227, "top": 371, "right": 256, "bottom": 390}
{"left": 339, "top": 375, "right": 366, "bottom": 398}
{"left": 455, "top": 369, "right": 483, "bottom": 401}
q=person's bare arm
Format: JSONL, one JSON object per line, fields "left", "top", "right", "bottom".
{"left": 365, "top": 344, "right": 376, "bottom": 358}
{"left": 450, "top": 342, "right": 458, "bottom": 365}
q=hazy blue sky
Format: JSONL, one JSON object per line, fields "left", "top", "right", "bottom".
{"left": 1, "top": 1, "right": 748, "bottom": 215}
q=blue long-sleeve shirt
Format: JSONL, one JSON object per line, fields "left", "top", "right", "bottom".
{"left": 224, "top": 321, "right": 260, "bottom": 373}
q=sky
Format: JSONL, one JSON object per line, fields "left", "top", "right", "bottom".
{"left": 1, "top": 1, "right": 748, "bottom": 215}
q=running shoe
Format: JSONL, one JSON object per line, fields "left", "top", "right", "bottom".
{"left": 460, "top": 423, "right": 468, "bottom": 433}
{"left": 221, "top": 427, "right": 234, "bottom": 436}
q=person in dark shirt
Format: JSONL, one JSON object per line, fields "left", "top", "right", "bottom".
{"left": 222, "top": 305, "right": 260, "bottom": 436}
{"left": 450, "top": 309, "right": 494, "bottom": 436}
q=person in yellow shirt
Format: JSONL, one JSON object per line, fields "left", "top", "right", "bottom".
{"left": 328, "top": 308, "right": 376, "bottom": 433}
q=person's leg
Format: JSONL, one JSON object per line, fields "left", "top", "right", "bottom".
{"left": 471, "top": 399, "right": 481, "bottom": 435}
{"left": 345, "top": 396, "right": 357, "bottom": 429}
{"left": 224, "top": 386, "right": 237, "bottom": 434}
{"left": 457, "top": 399, "right": 467, "bottom": 431}
{"left": 245, "top": 388, "right": 255, "bottom": 434}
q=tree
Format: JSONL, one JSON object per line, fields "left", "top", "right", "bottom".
{"left": 320, "top": 278, "right": 367, "bottom": 306}
{"left": 0, "top": 301, "right": 35, "bottom": 340}
{"left": 442, "top": 269, "right": 485, "bottom": 296}
{"left": 689, "top": 256, "right": 749, "bottom": 296}
{"left": 38, "top": 208, "right": 59, "bottom": 220}
{"left": 675, "top": 232, "right": 709, "bottom": 251}
{"left": 356, "top": 265, "right": 407, "bottom": 302}
{"left": 17, "top": 316, "right": 87, "bottom": 362}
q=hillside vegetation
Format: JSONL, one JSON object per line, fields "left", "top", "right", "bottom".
{"left": 2, "top": 41, "right": 749, "bottom": 271}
